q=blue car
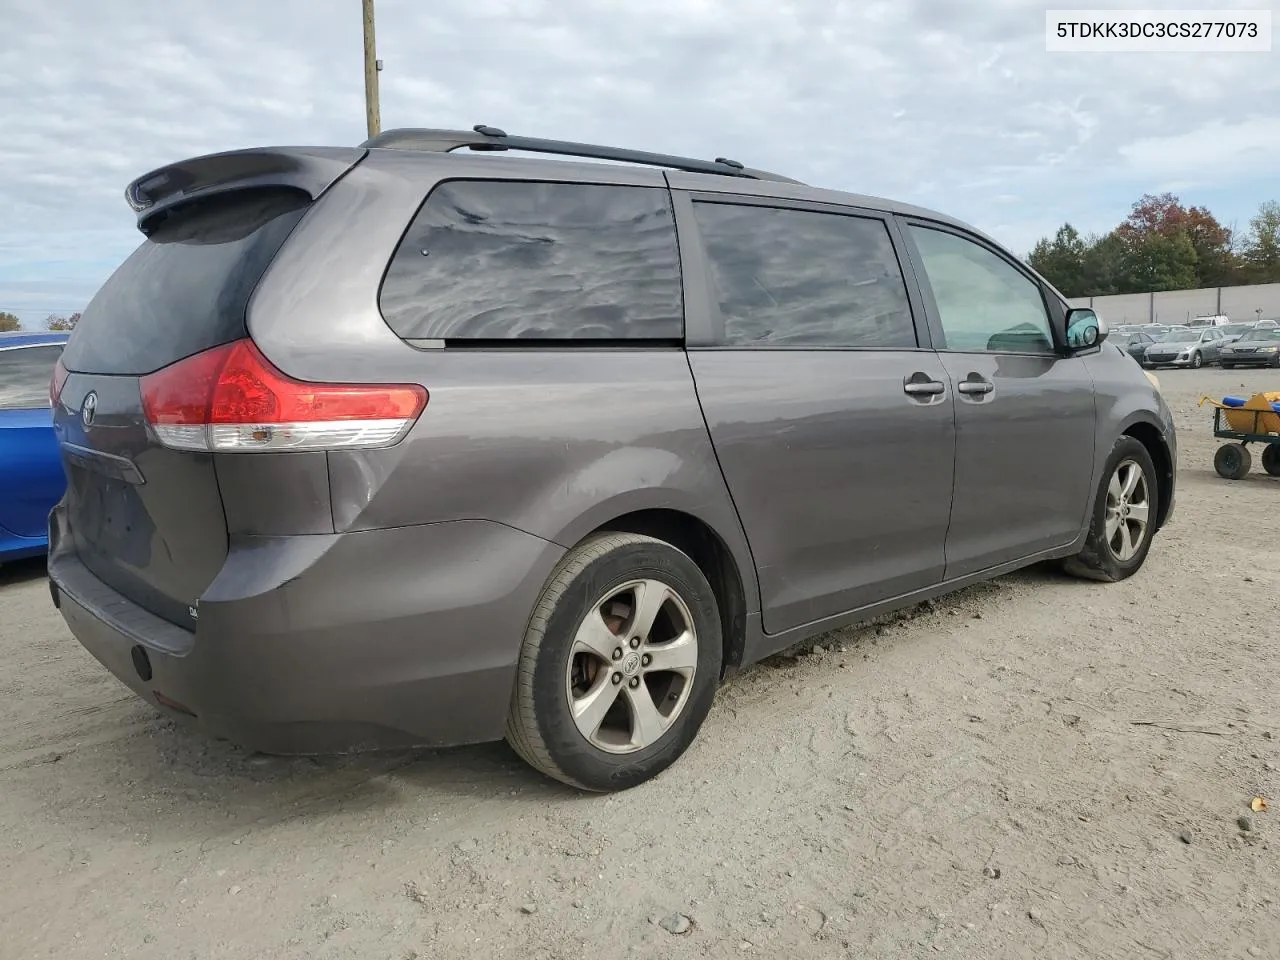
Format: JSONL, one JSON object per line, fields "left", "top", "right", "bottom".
{"left": 0, "top": 331, "right": 69, "bottom": 561}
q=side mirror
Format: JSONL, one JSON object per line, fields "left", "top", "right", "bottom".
{"left": 1065, "top": 308, "right": 1106, "bottom": 351}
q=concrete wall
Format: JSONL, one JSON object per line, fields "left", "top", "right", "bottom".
{"left": 1068, "top": 282, "right": 1280, "bottom": 326}
{"left": 1221, "top": 283, "right": 1280, "bottom": 323}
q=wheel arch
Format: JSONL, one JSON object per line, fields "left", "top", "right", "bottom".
{"left": 1120, "top": 418, "right": 1173, "bottom": 530}
{"left": 579, "top": 507, "right": 753, "bottom": 679}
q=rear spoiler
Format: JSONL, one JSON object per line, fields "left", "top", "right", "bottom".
{"left": 124, "top": 146, "right": 366, "bottom": 233}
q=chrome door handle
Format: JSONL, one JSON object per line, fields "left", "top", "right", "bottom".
{"left": 957, "top": 380, "right": 993, "bottom": 396}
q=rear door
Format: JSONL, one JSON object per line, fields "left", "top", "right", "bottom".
{"left": 675, "top": 191, "right": 956, "bottom": 634}
{"left": 0, "top": 343, "right": 65, "bottom": 540}
{"left": 899, "top": 220, "right": 1096, "bottom": 579}
{"left": 53, "top": 187, "right": 312, "bottom": 627}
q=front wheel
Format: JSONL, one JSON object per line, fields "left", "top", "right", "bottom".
{"left": 1189, "top": 352, "right": 1203, "bottom": 369}
{"left": 1063, "top": 437, "right": 1159, "bottom": 582}
{"left": 505, "top": 532, "right": 722, "bottom": 792}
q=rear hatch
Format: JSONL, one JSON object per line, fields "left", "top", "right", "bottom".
{"left": 53, "top": 148, "right": 363, "bottom": 628}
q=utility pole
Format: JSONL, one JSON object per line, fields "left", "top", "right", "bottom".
{"left": 362, "top": 0, "right": 381, "bottom": 139}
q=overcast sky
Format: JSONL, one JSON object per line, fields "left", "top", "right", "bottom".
{"left": 2, "top": 0, "right": 1276, "bottom": 325}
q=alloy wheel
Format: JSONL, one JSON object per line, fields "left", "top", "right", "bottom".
{"left": 1104, "top": 459, "right": 1151, "bottom": 561}
{"left": 564, "top": 579, "right": 698, "bottom": 754}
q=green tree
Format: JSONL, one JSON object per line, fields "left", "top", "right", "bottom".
{"left": 46, "top": 312, "right": 80, "bottom": 331}
{"left": 1080, "top": 232, "right": 1127, "bottom": 296}
{"left": 1240, "top": 200, "right": 1280, "bottom": 283}
{"left": 1122, "top": 232, "right": 1199, "bottom": 292}
{"left": 1028, "top": 223, "right": 1089, "bottom": 296}
{"left": 0, "top": 311, "right": 20, "bottom": 332}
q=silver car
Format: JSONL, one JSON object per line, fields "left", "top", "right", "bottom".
{"left": 47, "top": 126, "right": 1177, "bottom": 791}
{"left": 1220, "top": 326, "right": 1280, "bottom": 368}
{"left": 1143, "top": 327, "right": 1225, "bottom": 368}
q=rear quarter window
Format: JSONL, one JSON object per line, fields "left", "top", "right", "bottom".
{"left": 379, "top": 180, "right": 684, "bottom": 341}
{"left": 62, "top": 188, "right": 309, "bottom": 376}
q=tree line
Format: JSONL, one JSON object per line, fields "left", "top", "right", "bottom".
{"left": 0, "top": 312, "right": 80, "bottom": 332}
{"left": 1028, "top": 194, "right": 1280, "bottom": 299}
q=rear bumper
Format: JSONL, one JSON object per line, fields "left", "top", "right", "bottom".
{"left": 49, "top": 507, "right": 565, "bottom": 753}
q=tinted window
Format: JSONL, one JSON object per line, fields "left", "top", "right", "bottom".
{"left": 910, "top": 226, "right": 1055, "bottom": 354}
{"left": 62, "top": 188, "right": 310, "bottom": 376}
{"left": 692, "top": 202, "right": 916, "bottom": 348}
{"left": 380, "top": 180, "right": 683, "bottom": 341}
{"left": 0, "top": 345, "right": 63, "bottom": 410}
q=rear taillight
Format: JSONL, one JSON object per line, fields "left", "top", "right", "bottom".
{"left": 139, "top": 339, "right": 427, "bottom": 453}
{"left": 50, "top": 357, "right": 69, "bottom": 407}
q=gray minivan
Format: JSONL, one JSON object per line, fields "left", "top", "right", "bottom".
{"left": 47, "top": 126, "right": 1176, "bottom": 791}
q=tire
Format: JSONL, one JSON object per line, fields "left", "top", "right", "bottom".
{"left": 1272, "top": 355, "right": 1280, "bottom": 369}
{"left": 1063, "top": 436, "right": 1159, "bottom": 583}
{"left": 1262, "top": 444, "right": 1280, "bottom": 477}
{"left": 1189, "top": 352, "right": 1203, "bottom": 369}
{"left": 1214, "top": 443, "right": 1252, "bottom": 480}
{"left": 505, "top": 532, "right": 722, "bottom": 792}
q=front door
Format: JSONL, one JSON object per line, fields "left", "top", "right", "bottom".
{"left": 900, "top": 222, "right": 1097, "bottom": 579}
{"left": 674, "top": 191, "right": 956, "bottom": 634}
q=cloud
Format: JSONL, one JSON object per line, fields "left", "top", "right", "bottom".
{"left": 1, "top": 0, "right": 1276, "bottom": 320}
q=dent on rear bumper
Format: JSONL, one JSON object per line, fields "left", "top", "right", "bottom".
{"left": 53, "top": 519, "right": 565, "bottom": 753}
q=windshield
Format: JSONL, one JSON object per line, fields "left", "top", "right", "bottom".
{"left": 1250, "top": 329, "right": 1280, "bottom": 342}
{"left": 1220, "top": 324, "right": 1250, "bottom": 336}
{"left": 1157, "top": 331, "right": 1197, "bottom": 343}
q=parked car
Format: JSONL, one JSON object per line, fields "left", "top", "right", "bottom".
{"left": 1220, "top": 327, "right": 1280, "bottom": 368}
{"left": 1215, "top": 322, "right": 1256, "bottom": 345}
{"left": 1143, "top": 326, "right": 1226, "bottom": 368}
{"left": 1112, "top": 330, "right": 1158, "bottom": 364}
{"left": 47, "top": 127, "right": 1177, "bottom": 791}
{"left": 0, "top": 331, "right": 69, "bottom": 561}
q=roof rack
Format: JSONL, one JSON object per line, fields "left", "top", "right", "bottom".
{"left": 360, "top": 125, "right": 802, "bottom": 184}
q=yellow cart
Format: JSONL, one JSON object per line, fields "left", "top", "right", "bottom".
{"left": 1199, "top": 391, "right": 1280, "bottom": 480}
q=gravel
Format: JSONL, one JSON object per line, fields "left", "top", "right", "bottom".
{"left": 1, "top": 367, "right": 1278, "bottom": 959}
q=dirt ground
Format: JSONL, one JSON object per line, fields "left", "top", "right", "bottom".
{"left": 2, "top": 367, "right": 1278, "bottom": 960}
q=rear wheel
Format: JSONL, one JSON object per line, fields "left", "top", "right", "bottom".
{"left": 1214, "top": 443, "right": 1252, "bottom": 480}
{"left": 1262, "top": 444, "right": 1280, "bottom": 477}
{"left": 1063, "top": 437, "right": 1158, "bottom": 582}
{"left": 505, "top": 532, "right": 722, "bottom": 792}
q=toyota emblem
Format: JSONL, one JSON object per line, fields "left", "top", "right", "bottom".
{"left": 81, "top": 391, "right": 98, "bottom": 427}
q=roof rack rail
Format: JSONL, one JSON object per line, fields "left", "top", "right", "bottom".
{"left": 360, "top": 125, "right": 803, "bottom": 184}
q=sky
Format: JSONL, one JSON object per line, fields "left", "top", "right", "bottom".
{"left": 1, "top": 0, "right": 1277, "bottom": 327}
